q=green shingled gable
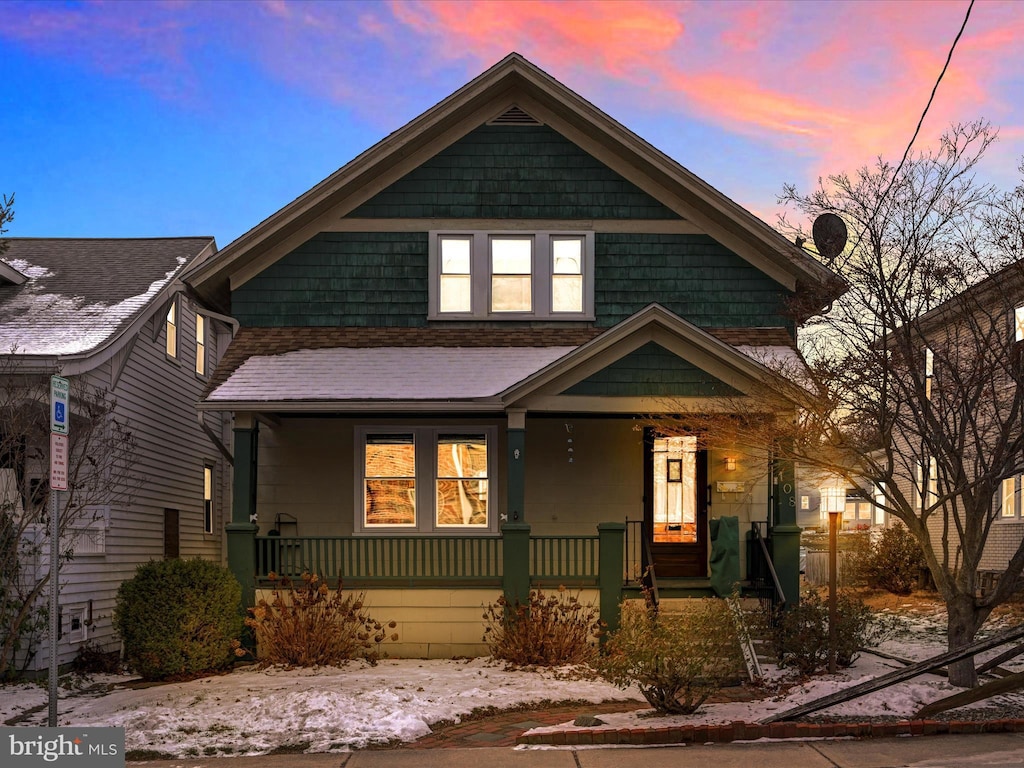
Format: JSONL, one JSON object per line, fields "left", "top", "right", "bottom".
{"left": 563, "top": 342, "right": 741, "bottom": 397}
{"left": 232, "top": 232, "right": 428, "bottom": 327}
{"left": 595, "top": 234, "right": 793, "bottom": 330}
{"left": 348, "top": 125, "right": 680, "bottom": 220}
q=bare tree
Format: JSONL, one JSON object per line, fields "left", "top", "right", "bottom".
{"left": 0, "top": 371, "right": 136, "bottom": 677}
{"left": 0, "top": 193, "right": 13, "bottom": 259}
{"left": 656, "top": 122, "right": 1024, "bottom": 688}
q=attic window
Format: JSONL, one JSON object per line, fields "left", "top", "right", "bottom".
{"left": 488, "top": 105, "right": 542, "bottom": 126}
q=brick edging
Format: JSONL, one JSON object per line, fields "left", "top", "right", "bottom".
{"left": 516, "top": 718, "right": 1024, "bottom": 746}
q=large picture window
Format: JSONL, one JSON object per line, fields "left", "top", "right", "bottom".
{"left": 357, "top": 427, "right": 496, "bottom": 533}
{"left": 429, "top": 231, "right": 593, "bottom": 320}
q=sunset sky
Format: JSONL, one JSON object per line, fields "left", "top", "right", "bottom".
{"left": 3, "top": 0, "right": 1022, "bottom": 248}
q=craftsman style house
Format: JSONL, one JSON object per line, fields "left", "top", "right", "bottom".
{"left": 0, "top": 237, "right": 233, "bottom": 672}
{"left": 186, "top": 54, "right": 842, "bottom": 657}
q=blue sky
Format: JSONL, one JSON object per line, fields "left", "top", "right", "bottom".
{"left": 3, "top": 0, "right": 1022, "bottom": 249}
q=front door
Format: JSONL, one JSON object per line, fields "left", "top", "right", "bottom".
{"left": 643, "top": 430, "right": 708, "bottom": 578}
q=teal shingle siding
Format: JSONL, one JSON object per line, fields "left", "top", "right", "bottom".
{"left": 563, "top": 342, "right": 741, "bottom": 397}
{"left": 348, "top": 125, "right": 680, "bottom": 220}
{"left": 595, "top": 234, "right": 793, "bottom": 330}
{"left": 232, "top": 232, "right": 428, "bottom": 327}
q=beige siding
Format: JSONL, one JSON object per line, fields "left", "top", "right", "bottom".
{"left": 30, "top": 293, "right": 230, "bottom": 671}
{"left": 252, "top": 586, "right": 600, "bottom": 659}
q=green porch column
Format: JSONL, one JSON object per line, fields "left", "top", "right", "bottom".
{"left": 597, "top": 522, "right": 625, "bottom": 635}
{"left": 502, "top": 523, "right": 531, "bottom": 606}
{"left": 506, "top": 408, "right": 526, "bottom": 523}
{"left": 227, "top": 415, "right": 259, "bottom": 609}
{"left": 771, "top": 451, "right": 801, "bottom": 609}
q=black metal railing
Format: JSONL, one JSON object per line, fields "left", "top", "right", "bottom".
{"left": 747, "top": 521, "right": 785, "bottom": 619}
{"left": 625, "top": 518, "right": 659, "bottom": 611}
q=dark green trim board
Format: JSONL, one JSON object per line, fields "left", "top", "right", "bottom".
{"left": 771, "top": 453, "right": 801, "bottom": 609}
{"left": 232, "top": 232, "right": 428, "bottom": 327}
{"left": 563, "top": 342, "right": 742, "bottom": 397}
{"left": 349, "top": 125, "right": 681, "bottom": 220}
{"left": 228, "top": 425, "right": 259, "bottom": 615}
{"left": 595, "top": 234, "right": 794, "bottom": 329}
{"left": 507, "top": 428, "right": 526, "bottom": 523}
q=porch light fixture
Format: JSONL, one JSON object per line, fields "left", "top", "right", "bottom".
{"left": 724, "top": 456, "right": 737, "bottom": 472}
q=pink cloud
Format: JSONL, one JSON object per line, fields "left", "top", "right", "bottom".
{"left": 2, "top": 0, "right": 1022, "bottom": 191}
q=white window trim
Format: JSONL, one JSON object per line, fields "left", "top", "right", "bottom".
{"left": 428, "top": 230, "right": 595, "bottom": 320}
{"left": 354, "top": 426, "right": 498, "bottom": 536}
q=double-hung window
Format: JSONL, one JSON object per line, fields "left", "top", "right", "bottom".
{"left": 1000, "top": 475, "right": 1022, "bottom": 519}
{"left": 357, "top": 427, "right": 495, "bottom": 534}
{"left": 430, "top": 231, "right": 593, "bottom": 320}
{"left": 165, "top": 300, "right": 178, "bottom": 359}
{"left": 924, "top": 347, "right": 934, "bottom": 400}
{"left": 195, "top": 313, "right": 207, "bottom": 377}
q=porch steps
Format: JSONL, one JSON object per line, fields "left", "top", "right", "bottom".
{"left": 639, "top": 596, "right": 770, "bottom": 684}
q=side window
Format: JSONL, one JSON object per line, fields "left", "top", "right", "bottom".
{"left": 204, "top": 464, "right": 214, "bottom": 534}
{"left": 195, "top": 313, "right": 206, "bottom": 377}
{"left": 1015, "top": 306, "right": 1024, "bottom": 342}
{"left": 924, "top": 347, "right": 934, "bottom": 400}
{"left": 165, "top": 300, "right": 178, "bottom": 359}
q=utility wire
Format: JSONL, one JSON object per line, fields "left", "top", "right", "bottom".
{"left": 833, "top": 0, "right": 975, "bottom": 271}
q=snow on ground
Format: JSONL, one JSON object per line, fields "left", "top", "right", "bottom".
{"left": 1, "top": 659, "right": 644, "bottom": 756}
{"left": 3, "top": 599, "right": 1024, "bottom": 758}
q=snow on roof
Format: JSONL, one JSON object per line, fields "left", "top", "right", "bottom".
{"left": 206, "top": 346, "right": 580, "bottom": 402}
{"left": 0, "top": 238, "right": 213, "bottom": 357}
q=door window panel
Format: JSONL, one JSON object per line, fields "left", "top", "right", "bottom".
{"left": 652, "top": 435, "right": 697, "bottom": 543}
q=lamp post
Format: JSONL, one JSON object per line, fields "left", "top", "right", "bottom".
{"left": 821, "top": 482, "right": 846, "bottom": 674}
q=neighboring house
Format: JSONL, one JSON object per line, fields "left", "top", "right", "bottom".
{"left": 886, "top": 261, "right": 1024, "bottom": 589}
{"left": 185, "top": 54, "right": 842, "bottom": 657}
{"left": 0, "top": 237, "right": 234, "bottom": 672}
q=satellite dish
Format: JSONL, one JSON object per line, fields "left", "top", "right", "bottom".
{"left": 812, "top": 213, "right": 848, "bottom": 261}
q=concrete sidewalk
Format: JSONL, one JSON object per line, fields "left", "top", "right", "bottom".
{"left": 131, "top": 732, "right": 1024, "bottom": 767}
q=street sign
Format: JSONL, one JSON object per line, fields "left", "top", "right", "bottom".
{"left": 50, "top": 375, "right": 69, "bottom": 435}
{"left": 50, "top": 433, "right": 68, "bottom": 491}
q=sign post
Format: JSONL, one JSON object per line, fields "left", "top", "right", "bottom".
{"left": 48, "top": 375, "right": 69, "bottom": 727}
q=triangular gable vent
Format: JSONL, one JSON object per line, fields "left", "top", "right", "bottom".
{"left": 488, "top": 105, "right": 543, "bottom": 126}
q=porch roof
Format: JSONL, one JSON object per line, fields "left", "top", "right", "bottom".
{"left": 203, "top": 345, "right": 577, "bottom": 407}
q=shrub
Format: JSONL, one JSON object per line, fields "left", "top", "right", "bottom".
{"left": 244, "top": 573, "right": 396, "bottom": 666}
{"left": 852, "top": 525, "right": 929, "bottom": 595}
{"left": 768, "top": 589, "right": 886, "bottom": 674}
{"left": 483, "top": 586, "right": 603, "bottom": 666}
{"left": 114, "top": 558, "right": 242, "bottom": 681}
{"left": 597, "top": 599, "right": 744, "bottom": 715}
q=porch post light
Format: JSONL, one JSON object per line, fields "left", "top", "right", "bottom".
{"left": 821, "top": 482, "right": 846, "bottom": 674}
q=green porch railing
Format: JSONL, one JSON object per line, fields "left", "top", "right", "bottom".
{"left": 529, "top": 535, "right": 600, "bottom": 584}
{"left": 254, "top": 534, "right": 601, "bottom": 585}
{"left": 256, "top": 535, "right": 503, "bottom": 584}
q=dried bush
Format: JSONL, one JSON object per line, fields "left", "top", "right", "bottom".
{"left": 114, "top": 558, "right": 242, "bottom": 681}
{"left": 597, "top": 599, "right": 745, "bottom": 715}
{"left": 767, "top": 589, "right": 889, "bottom": 674}
{"left": 244, "top": 573, "right": 396, "bottom": 666}
{"left": 483, "top": 586, "right": 603, "bottom": 666}
{"left": 852, "top": 525, "right": 929, "bottom": 595}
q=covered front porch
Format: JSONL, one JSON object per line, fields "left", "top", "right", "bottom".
{"left": 205, "top": 306, "right": 803, "bottom": 657}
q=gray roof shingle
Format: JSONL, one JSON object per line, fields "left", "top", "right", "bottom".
{"left": 0, "top": 237, "right": 214, "bottom": 357}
